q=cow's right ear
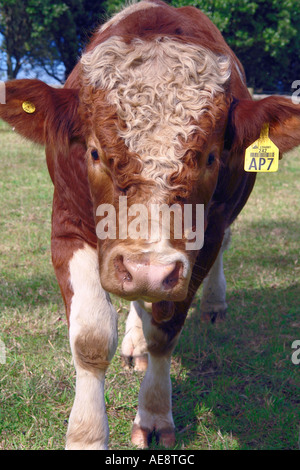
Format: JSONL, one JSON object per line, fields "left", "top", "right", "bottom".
{"left": 0, "top": 79, "right": 80, "bottom": 146}
{"left": 227, "top": 95, "right": 300, "bottom": 155}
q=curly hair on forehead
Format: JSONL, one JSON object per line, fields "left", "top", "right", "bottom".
{"left": 79, "top": 83, "right": 149, "bottom": 191}
{"left": 80, "top": 35, "right": 231, "bottom": 181}
{"left": 79, "top": 82, "right": 196, "bottom": 198}
{"left": 79, "top": 52, "right": 229, "bottom": 199}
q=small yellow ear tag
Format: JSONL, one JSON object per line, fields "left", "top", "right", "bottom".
{"left": 244, "top": 123, "right": 279, "bottom": 172}
{"left": 22, "top": 101, "right": 36, "bottom": 114}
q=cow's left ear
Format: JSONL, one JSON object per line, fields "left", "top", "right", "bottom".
{"left": 0, "top": 79, "right": 80, "bottom": 146}
{"left": 228, "top": 95, "right": 300, "bottom": 155}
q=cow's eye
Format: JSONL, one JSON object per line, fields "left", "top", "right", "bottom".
{"left": 91, "top": 149, "right": 99, "bottom": 161}
{"left": 207, "top": 153, "right": 215, "bottom": 166}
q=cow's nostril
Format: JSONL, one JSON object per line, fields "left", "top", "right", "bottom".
{"left": 114, "top": 255, "right": 132, "bottom": 282}
{"left": 110, "top": 254, "right": 186, "bottom": 301}
{"left": 163, "top": 262, "right": 182, "bottom": 289}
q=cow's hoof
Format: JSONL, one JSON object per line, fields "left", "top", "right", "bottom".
{"left": 131, "top": 423, "right": 151, "bottom": 448}
{"left": 201, "top": 309, "right": 227, "bottom": 324}
{"left": 156, "top": 428, "right": 176, "bottom": 447}
{"left": 121, "top": 354, "right": 148, "bottom": 371}
{"left": 133, "top": 354, "right": 148, "bottom": 371}
{"left": 121, "top": 354, "right": 132, "bottom": 370}
{"left": 131, "top": 424, "right": 175, "bottom": 448}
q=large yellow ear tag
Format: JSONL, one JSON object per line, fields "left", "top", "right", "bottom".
{"left": 22, "top": 101, "right": 36, "bottom": 114}
{"left": 244, "top": 123, "right": 279, "bottom": 172}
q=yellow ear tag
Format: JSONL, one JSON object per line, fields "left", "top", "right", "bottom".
{"left": 244, "top": 123, "right": 279, "bottom": 172}
{"left": 22, "top": 101, "right": 36, "bottom": 114}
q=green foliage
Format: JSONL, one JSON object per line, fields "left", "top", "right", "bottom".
{"left": 171, "top": 0, "right": 300, "bottom": 90}
{"left": 102, "top": 0, "right": 125, "bottom": 17}
{"left": 0, "top": 0, "right": 107, "bottom": 81}
{"left": 0, "top": 0, "right": 31, "bottom": 79}
{"left": 39, "top": 0, "right": 108, "bottom": 78}
{"left": 0, "top": 0, "right": 67, "bottom": 79}
{"left": 0, "top": 0, "right": 299, "bottom": 88}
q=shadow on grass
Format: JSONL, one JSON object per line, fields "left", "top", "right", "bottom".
{"left": 172, "top": 283, "right": 299, "bottom": 450}
{"left": 1, "top": 236, "right": 298, "bottom": 450}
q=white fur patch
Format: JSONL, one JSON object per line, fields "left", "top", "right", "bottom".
{"left": 81, "top": 35, "right": 231, "bottom": 188}
{"left": 67, "top": 244, "right": 118, "bottom": 450}
{"left": 69, "top": 244, "right": 117, "bottom": 361}
{"left": 132, "top": 308, "right": 175, "bottom": 433}
{"left": 200, "top": 227, "right": 231, "bottom": 317}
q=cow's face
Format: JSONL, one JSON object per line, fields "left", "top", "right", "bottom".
{"left": 80, "top": 37, "right": 231, "bottom": 308}
{"left": 3, "top": 44, "right": 299, "bottom": 321}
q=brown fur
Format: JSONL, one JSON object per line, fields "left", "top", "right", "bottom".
{"left": 1, "top": 0, "right": 300, "bottom": 449}
{"left": 1, "top": 1, "right": 299, "bottom": 330}
{"left": 74, "top": 329, "right": 111, "bottom": 372}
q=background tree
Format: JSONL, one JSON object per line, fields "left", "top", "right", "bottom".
{"left": 29, "top": 0, "right": 109, "bottom": 81}
{"left": 0, "top": 0, "right": 299, "bottom": 90}
{"left": 0, "top": 0, "right": 107, "bottom": 82}
{"left": 0, "top": 0, "right": 33, "bottom": 79}
{"left": 171, "top": 0, "right": 300, "bottom": 91}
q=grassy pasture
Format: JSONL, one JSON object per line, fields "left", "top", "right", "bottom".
{"left": 0, "top": 120, "right": 299, "bottom": 450}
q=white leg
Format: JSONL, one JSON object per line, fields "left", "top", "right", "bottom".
{"left": 66, "top": 244, "right": 118, "bottom": 450}
{"left": 131, "top": 305, "right": 179, "bottom": 448}
{"left": 200, "top": 227, "right": 231, "bottom": 322}
{"left": 121, "top": 301, "right": 148, "bottom": 371}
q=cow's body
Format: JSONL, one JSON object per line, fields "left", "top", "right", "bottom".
{"left": 1, "top": 0, "right": 300, "bottom": 450}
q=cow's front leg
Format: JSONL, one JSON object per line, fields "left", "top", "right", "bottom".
{"left": 121, "top": 301, "right": 148, "bottom": 371}
{"left": 200, "top": 227, "right": 231, "bottom": 323}
{"left": 131, "top": 303, "right": 179, "bottom": 448}
{"left": 66, "top": 244, "right": 118, "bottom": 450}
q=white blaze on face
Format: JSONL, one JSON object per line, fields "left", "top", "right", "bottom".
{"left": 81, "top": 36, "right": 231, "bottom": 189}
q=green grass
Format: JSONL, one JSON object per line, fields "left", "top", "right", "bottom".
{"left": 0, "top": 120, "right": 299, "bottom": 450}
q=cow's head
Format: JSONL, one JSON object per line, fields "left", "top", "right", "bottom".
{"left": 79, "top": 37, "right": 232, "bottom": 311}
{"left": 1, "top": 37, "right": 300, "bottom": 321}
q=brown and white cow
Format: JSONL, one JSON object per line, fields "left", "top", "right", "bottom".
{"left": 1, "top": 0, "right": 300, "bottom": 450}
